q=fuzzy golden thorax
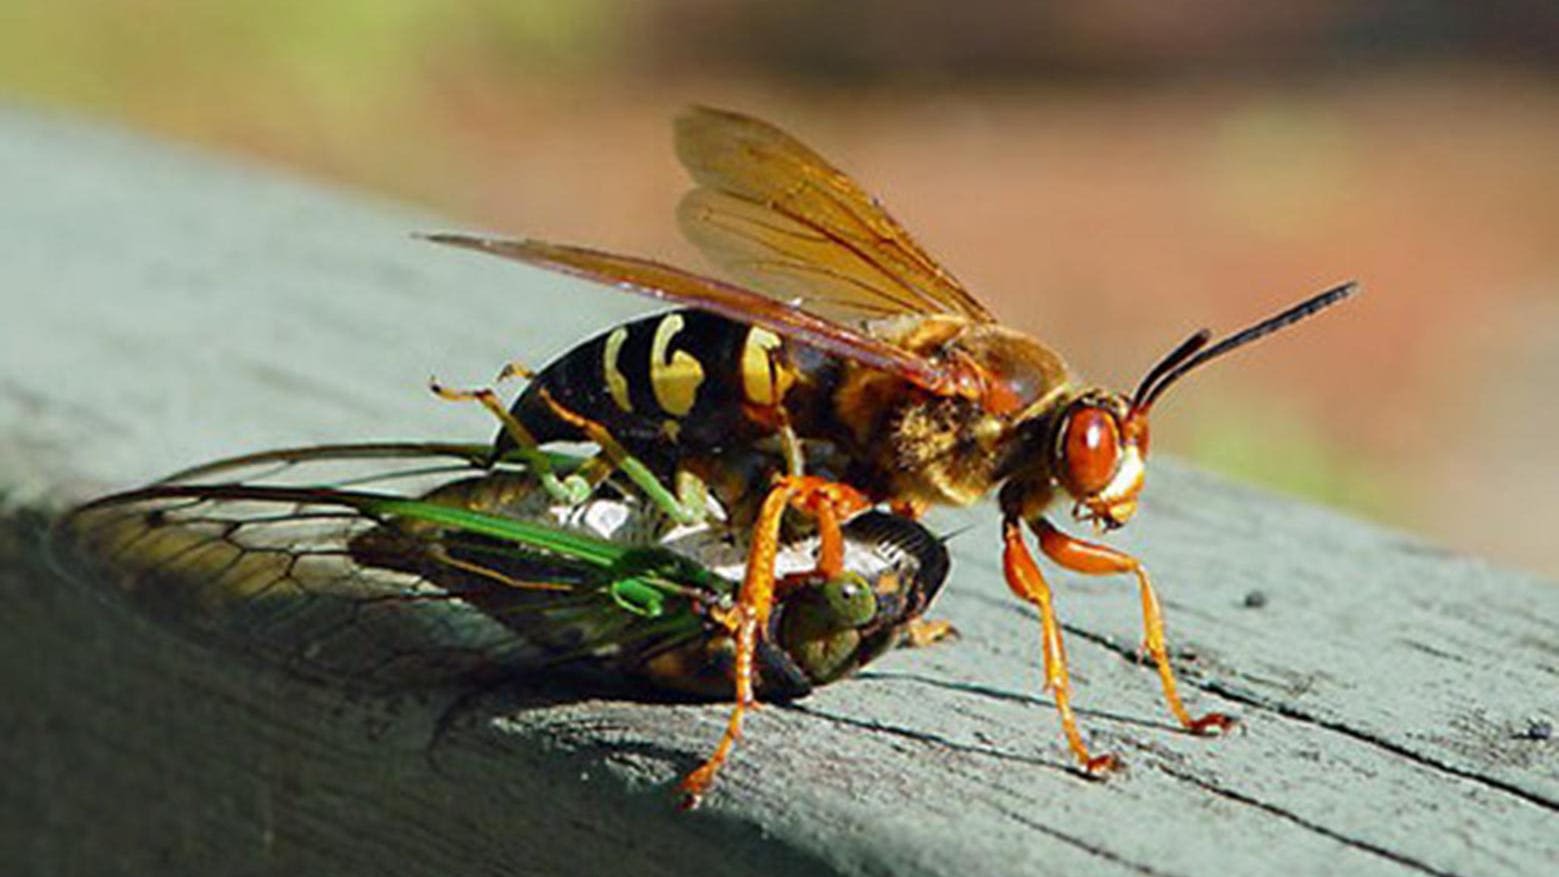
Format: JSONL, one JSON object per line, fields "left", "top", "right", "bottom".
{"left": 841, "top": 320, "right": 1076, "bottom": 508}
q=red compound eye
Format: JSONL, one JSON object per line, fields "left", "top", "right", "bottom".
{"left": 1061, "top": 407, "right": 1120, "bottom": 496}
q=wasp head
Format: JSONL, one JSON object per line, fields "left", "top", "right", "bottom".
{"left": 1044, "top": 280, "right": 1360, "bottom": 532}
{"left": 1053, "top": 391, "right": 1148, "bottom": 531}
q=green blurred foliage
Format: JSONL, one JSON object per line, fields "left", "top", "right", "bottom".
{"left": 1177, "top": 395, "right": 1390, "bottom": 518}
{"left": 0, "top": 1, "right": 620, "bottom": 114}
{"left": 1, "top": 0, "right": 1553, "bottom": 573}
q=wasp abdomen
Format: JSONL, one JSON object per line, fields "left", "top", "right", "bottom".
{"left": 502, "top": 309, "right": 798, "bottom": 463}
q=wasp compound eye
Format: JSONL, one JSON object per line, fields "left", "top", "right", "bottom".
{"left": 1060, "top": 406, "right": 1121, "bottom": 497}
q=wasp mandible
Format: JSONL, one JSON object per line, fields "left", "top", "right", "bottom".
{"left": 426, "top": 107, "right": 1357, "bottom": 803}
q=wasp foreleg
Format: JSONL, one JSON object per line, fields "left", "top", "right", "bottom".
{"left": 1032, "top": 518, "right": 1235, "bottom": 737}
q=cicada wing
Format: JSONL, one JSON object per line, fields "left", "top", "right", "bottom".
{"left": 52, "top": 444, "right": 701, "bottom": 690}
{"left": 674, "top": 106, "right": 996, "bottom": 325}
{"left": 56, "top": 484, "right": 554, "bottom": 687}
{"left": 152, "top": 441, "right": 495, "bottom": 490}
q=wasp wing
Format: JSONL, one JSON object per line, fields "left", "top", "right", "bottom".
{"left": 423, "top": 234, "right": 957, "bottom": 394}
{"left": 674, "top": 106, "right": 995, "bottom": 325}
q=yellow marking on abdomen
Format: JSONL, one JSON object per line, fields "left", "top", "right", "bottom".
{"left": 740, "top": 327, "right": 793, "bottom": 407}
{"left": 650, "top": 314, "right": 704, "bottom": 417}
{"left": 602, "top": 327, "right": 633, "bottom": 413}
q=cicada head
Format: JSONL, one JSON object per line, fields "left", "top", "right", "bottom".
{"left": 773, "top": 511, "right": 949, "bottom": 687}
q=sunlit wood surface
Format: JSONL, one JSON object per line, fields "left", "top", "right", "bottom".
{"left": 3, "top": 108, "right": 1555, "bottom": 877}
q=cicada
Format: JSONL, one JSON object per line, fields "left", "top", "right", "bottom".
{"left": 424, "top": 106, "right": 1357, "bottom": 800}
{"left": 55, "top": 442, "right": 949, "bottom": 708}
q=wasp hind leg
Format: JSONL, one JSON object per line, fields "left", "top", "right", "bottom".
{"left": 529, "top": 386, "right": 709, "bottom": 526}
{"left": 436, "top": 363, "right": 708, "bottom": 524}
{"left": 429, "top": 379, "right": 593, "bottom": 505}
{"left": 678, "top": 474, "right": 869, "bottom": 808}
{"left": 1032, "top": 518, "right": 1236, "bottom": 737}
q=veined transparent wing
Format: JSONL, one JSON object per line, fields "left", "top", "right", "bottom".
{"left": 675, "top": 106, "right": 995, "bottom": 326}
{"left": 52, "top": 443, "right": 708, "bottom": 689}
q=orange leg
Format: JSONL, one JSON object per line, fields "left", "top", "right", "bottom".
{"left": 1033, "top": 518, "right": 1235, "bottom": 736}
{"left": 900, "top": 618, "right": 959, "bottom": 649}
{"left": 789, "top": 476, "right": 867, "bottom": 579}
{"left": 1003, "top": 518, "right": 1119, "bottom": 774}
{"left": 429, "top": 381, "right": 542, "bottom": 451}
{"left": 430, "top": 379, "right": 592, "bottom": 504}
{"left": 678, "top": 475, "right": 867, "bottom": 808}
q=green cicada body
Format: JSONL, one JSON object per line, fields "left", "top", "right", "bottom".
{"left": 54, "top": 443, "right": 948, "bottom": 701}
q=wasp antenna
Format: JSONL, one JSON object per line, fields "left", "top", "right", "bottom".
{"left": 1139, "top": 281, "right": 1359, "bottom": 411}
{"left": 1131, "top": 328, "right": 1213, "bottom": 410}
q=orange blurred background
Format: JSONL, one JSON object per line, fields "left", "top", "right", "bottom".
{"left": 3, "top": 1, "right": 1554, "bottom": 577}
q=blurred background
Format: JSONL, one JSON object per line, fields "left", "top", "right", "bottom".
{"left": 2, "top": 0, "right": 1554, "bottom": 578}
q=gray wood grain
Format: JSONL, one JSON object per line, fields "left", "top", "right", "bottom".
{"left": 2, "top": 106, "right": 1555, "bottom": 877}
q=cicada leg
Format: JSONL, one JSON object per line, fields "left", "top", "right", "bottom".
{"left": 1003, "top": 518, "right": 1119, "bottom": 774}
{"left": 532, "top": 386, "right": 708, "bottom": 527}
{"left": 429, "top": 379, "right": 593, "bottom": 505}
{"left": 1032, "top": 518, "right": 1236, "bottom": 737}
{"left": 900, "top": 618, "right": 959, "bottom": 649}
{"left": 678, "top": 475, "right": 868, "bottom": 808}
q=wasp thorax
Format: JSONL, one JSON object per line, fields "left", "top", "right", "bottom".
{"left": 947, "top": 324, "right": 1070, "bottom": 417}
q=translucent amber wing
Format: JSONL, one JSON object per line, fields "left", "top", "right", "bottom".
{"left": 675, "top": 106, "right": 994, "bottom": 324}
{"left": 424, "top": 234, "right": 956, "bottom": 393}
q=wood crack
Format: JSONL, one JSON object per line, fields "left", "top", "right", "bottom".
{"left": 785, "top": 703, "right": 1173, "bottom": 876}
{"left": 1063, "top": 624, "right": 1559, "bottom": 814}
{"left": 1156, "top": 766, "right": 1464, "bottom": 877}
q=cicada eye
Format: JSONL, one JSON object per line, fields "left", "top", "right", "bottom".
{"left": 821, "top": 572, "right": 878, "bottom": 628}
{"left": 1059, "top": 407, "right": 1121, "bottom": 497}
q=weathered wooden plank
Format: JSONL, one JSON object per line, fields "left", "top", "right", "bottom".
{"left": 2, "top": 107, "right": 1555, "bottom": 877}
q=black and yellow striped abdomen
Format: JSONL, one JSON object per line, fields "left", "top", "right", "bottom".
{"left": 501, "top": 309, "right": 819, "bottom": 468}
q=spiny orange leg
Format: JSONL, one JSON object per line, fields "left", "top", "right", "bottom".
{"left": 1003, "top": 518, "right": 1119, "bottom": 774}
{"left": 678, "top": 475, "right": 869, "bottom": 808}
{"left": 429, "top": 379, "right": 591, "bottom": 504}
{"left": 678, "top": 479, "right": 795, "bottom": 808}
{"left": 1033, "top": 518, "right": 1236, "bottom": 736}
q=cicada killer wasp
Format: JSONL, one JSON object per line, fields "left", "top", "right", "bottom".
{"left": 54, "top": 442, "right": 949, "bottom": 713}
{"left": 425, "top": 106, "right": 1357, "bottom": 803}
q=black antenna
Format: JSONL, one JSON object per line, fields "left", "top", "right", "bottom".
{"left": 1131, "top": 328, "right": 1212, "bottom": 410}
{"left": 1136, "top": 280, "right": 1359, "bottom": 412}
